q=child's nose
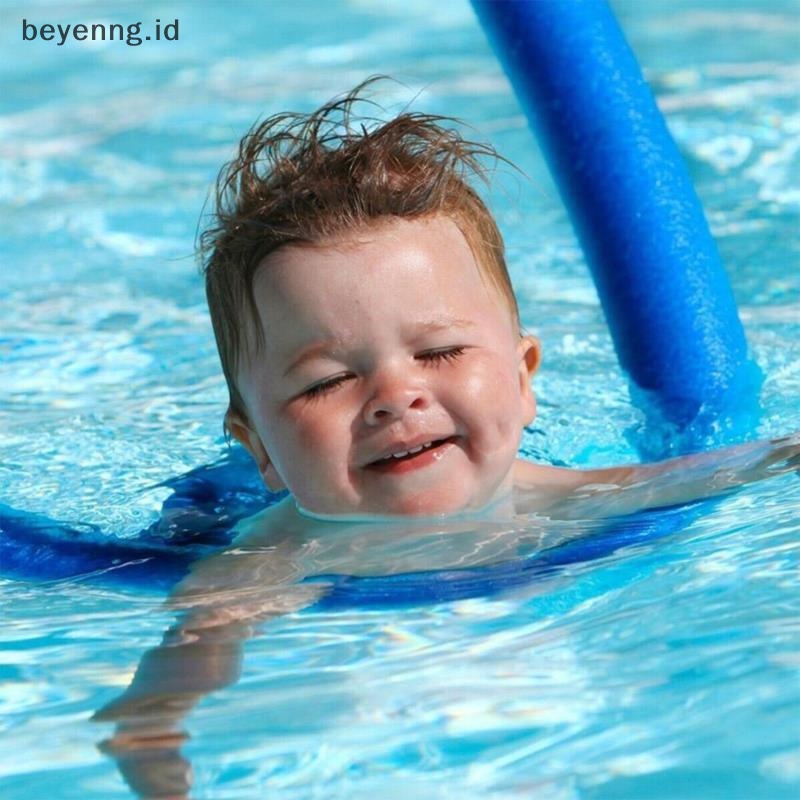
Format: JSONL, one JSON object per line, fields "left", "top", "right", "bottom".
{"left": 363, "top": 372, "right": 431, "bottom": 425}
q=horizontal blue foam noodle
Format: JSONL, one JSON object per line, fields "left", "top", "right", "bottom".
{"left": 471, "top": 0, "right": 762, "bottom": 452}
{"left": 0, "top": 502, "right": 193, "bottom": 591}
{"left": 307, "top": 503, "right": 703, "bottom": 609}
{"left": 1, "top": 451, "right": 703, "bottom": 606}
{"left": 0, "top": 449, "right": 273, "bottom": 592}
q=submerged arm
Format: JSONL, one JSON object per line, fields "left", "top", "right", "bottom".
{"left": 517, "top": 433, "right": 800, "bottom": 519}
{"left": 93, "top": 541, "right": 326, "bottom": 799}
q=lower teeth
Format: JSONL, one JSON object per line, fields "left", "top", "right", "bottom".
{"left": 383, "top": 439, "right": 446, "bottom": 464}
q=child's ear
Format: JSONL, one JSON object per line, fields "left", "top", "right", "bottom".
{"left": 225, "top": 409, "right": 287, "bottom": 492}
{"left": 516, "top": 335, "right": 541, "bottom": 427}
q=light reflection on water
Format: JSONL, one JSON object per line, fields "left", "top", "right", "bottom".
{"left": 3, "top": 473, "right": 798, "bottom": 798}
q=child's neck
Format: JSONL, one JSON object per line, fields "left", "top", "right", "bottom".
{"left": 293, "top": 485, "right": 517, "bottom": 525}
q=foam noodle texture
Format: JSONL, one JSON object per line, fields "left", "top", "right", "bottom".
{"left": 472, "top": 0, "right": 761, "bottom": 454}
{"left": 308, "top": 504, "right": 702, "bottom": 609}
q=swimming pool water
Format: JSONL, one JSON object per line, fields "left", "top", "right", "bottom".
{"left": 1, "top": 0, "right": 799, "bottom": 797}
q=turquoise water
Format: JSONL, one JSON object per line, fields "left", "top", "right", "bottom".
{"left": 1, "top": 0, "right": 799, "bottom": 797}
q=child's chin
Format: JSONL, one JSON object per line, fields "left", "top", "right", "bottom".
{"left": 375, "top": 490, "right": 474, "bottom": 517}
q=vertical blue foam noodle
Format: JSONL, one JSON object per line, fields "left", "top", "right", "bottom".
{"left": 472, "top": 0, "right": 762, "bottom": 456}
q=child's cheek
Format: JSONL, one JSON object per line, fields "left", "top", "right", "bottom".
{"left": 286, "top": 401, "right": 328, "bottom": 439}
{"left": 458, "top": 354, "right": 518, "bottom": 406}
{"left": 284, "top": 398, "right": 349, "bottom": 461}
{"left": 457, "top": 356, "right": 524, "bottom": 437}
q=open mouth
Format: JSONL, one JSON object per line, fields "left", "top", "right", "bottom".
{"left": 366, "top": 436, "right": 459, "bottom": 473}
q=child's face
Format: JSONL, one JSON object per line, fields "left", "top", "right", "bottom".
{"left": 229, "top": 215, "right": 540, "bottom": 517}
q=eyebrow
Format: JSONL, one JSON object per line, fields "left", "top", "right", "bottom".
{"left": 282, "top": 316, "right": 477, "bottom": 377}
{"left": 283, "top": 339, "right": 345, "bottom": 377}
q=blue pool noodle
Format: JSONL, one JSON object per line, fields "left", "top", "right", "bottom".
{"left": 0, "top": 486, "right": 704, "bottom": 604}
{"left": 0, "top": 1, "right": 765, "bottom": 602}
{"left": 471, "top": 0, "right": 761, "bottom": 452}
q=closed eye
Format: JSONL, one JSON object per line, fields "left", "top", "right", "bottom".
{"left": 417, "top": 346, "right": 467, "bottom": 365}
{"left": 300, "top": 346, "right": 466, "bottom": 399}
{"left": 302, "top": 373, "right": 353, "bottom": 399}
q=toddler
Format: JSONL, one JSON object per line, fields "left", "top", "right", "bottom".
{"left": 94, "top": 80, "right": 798, "bottom": 798}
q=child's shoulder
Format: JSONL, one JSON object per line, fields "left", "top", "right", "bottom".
{"left": 513, "top": 457, "right": 596, "bottom": 497}
{"left": 169, "top": 498, "right": 307, "bottom": 605}
{"left": 230, "top": 495, "right": 302, "bottom": 549}
{"left": 512, "top": 457, "right": 638, "bottom": 516}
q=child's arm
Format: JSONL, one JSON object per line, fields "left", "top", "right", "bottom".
{"left": 516, "top": 433, "right": 800, "bottom": 518}
{"left": 93, "top": 540, "right": 326, "bottom": 799}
